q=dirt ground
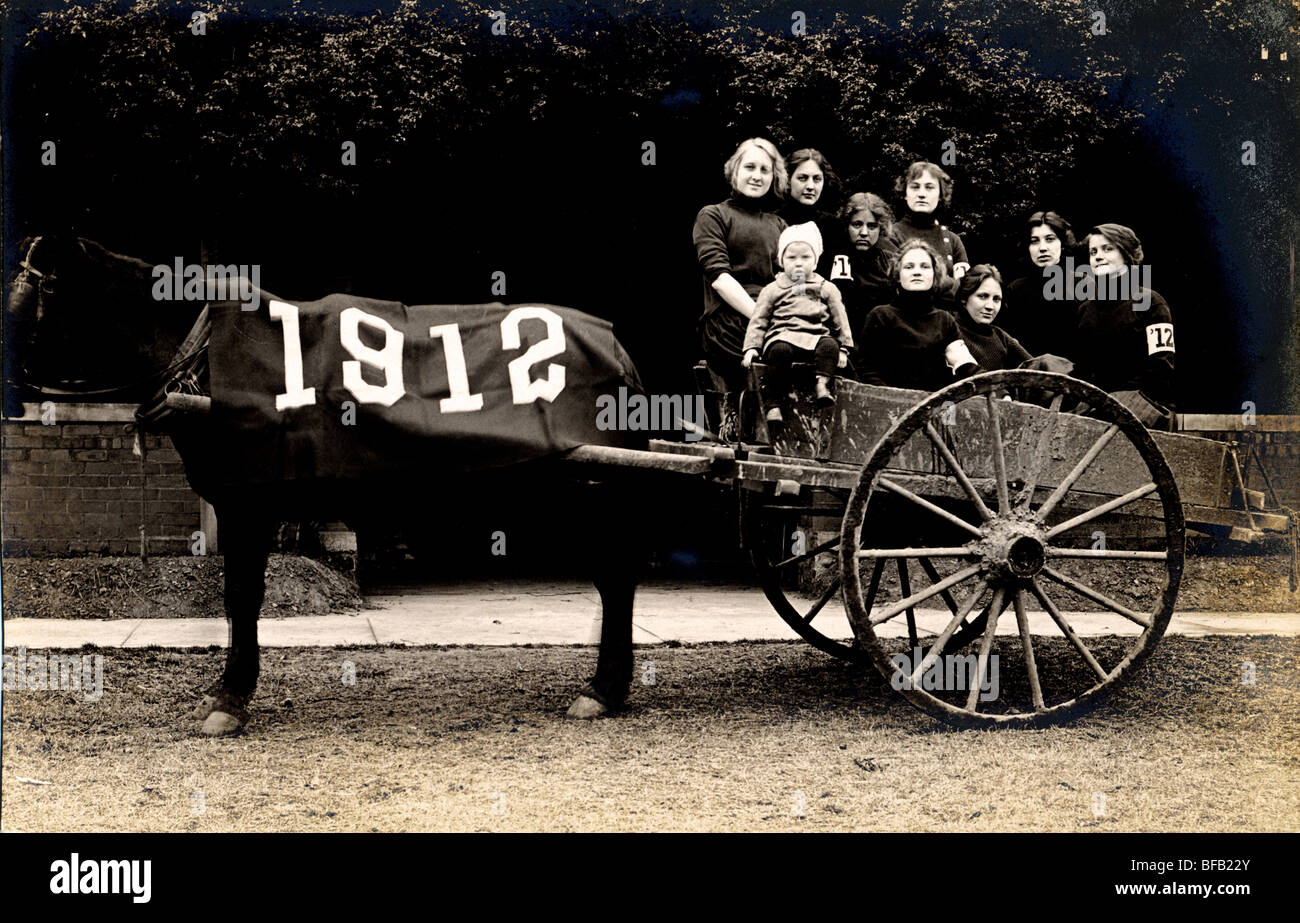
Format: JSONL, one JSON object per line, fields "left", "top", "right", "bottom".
{"left": 3, "top": 636, "right": 1296, "bottom": 832}
{"left": 0, "top": 554, "right": 363, "bottom": 620}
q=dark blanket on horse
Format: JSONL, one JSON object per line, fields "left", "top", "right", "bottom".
{"left": 201, "top": 296, "right": 644, "bottom": 485}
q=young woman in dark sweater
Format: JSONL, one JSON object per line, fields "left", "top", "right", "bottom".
{"left": 1073, "top": 223, "right": 1176, "bottom": 429}
{"left": 1002, "top": 210, "right": 1082, "bottom": 358}
{"left": 951, "top": 264, "right": 1032, "bottom": 370}
{"left": 885, "top": 161, "right": 970, "bottom": 299}
{"left": 859, "top": 239, "right": 979, "bottom": 391}
{"left": 822, "top": 191, "right": 900, "bottom": 353}
{"left": 693, "top": 138, "right": 788, "bottom": 438}
{"left": 777, "top": 148, "right": 839, "bottom": 268}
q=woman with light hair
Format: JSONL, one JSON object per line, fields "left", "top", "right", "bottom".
{"left": 692, "top": 137, "right": 787, "bottom": 439}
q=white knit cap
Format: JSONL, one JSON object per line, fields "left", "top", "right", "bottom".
{"left": 778, "top": 222, "right": 824, "bottom": 263}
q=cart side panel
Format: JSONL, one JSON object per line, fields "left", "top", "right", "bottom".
{"left": 770, "top": 379, "right": 1233, "bottom": 509}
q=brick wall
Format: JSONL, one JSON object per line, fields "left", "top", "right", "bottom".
{"left": 1, "top": 404, "right": 202, "bottom": 556}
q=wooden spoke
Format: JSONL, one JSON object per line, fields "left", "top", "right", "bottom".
{"left": 876, "top": 477, "right": 983, "bottom": 538}
{"left": 1044, "top": 482, "right": 1158, "bottom": 539}
{"left": 773, "top": 534, "right": 840, "bottom": 570}
{"left": 1016, "top": 393, "right": 1065, "bottom": 509}
{"left": 1012, "top": 589, "right": 1045, "bottom": 712}
{"left": 1041, "top": 565, "right": 1153, "bottom": 628}
{"left": 985, "top": 393, "right": 1011, "bottom": 514}
{"left": 898, "top": 559, "right": 918, "bottom": 649}
{"left": 802, "top": 576, "right": 841, "bottom": 625}
{"left": 870, "top": 565, "right": 983, "bottom": 626}
{"left": 1036, "top": 424, "right": 1120, "bottom": 520}
{"left": 965, "top": 588, "right": 1008, "bottom": 712}
{"left": 1046, "top": 549, "right": 1168, "bottom": 560}
{"left": 856, "top": 546, "right": 975, "bottom": 558}
{"left": 908, "top": 580, "right": 989, "bottom": 687}
{"left": 863, "top": 557, "right": 886, "bottom": 613}
{"left": 924, "top": 422, "right": 995, "bottom": 522}
{"left": 916, "top": 556, "right": 961, "bottom": 616}
{"left": 1029, "top": 578, "right": 1109, "bottom": 682}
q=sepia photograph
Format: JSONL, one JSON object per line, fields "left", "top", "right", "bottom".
{"left": 1, "top": 0, "right": 1296, "bottom": 889}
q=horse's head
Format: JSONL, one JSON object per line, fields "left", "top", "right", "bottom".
{"left": 4, "top": 235, "right": 202, "bottom": 401}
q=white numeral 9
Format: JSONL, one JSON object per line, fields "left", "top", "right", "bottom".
{"left": 340, "top": 307, "right": 405, "bottom": 406}
{"left": 501, "top": 306, "right": 566, "bottom": 404}
{"left": 269, "top": 300, "right": 317, "bottom": 410}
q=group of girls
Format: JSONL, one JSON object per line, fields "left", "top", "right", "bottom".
{"left": 692, "top": 138, "right": 1177, "bottom": 436}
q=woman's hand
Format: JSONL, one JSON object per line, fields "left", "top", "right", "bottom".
{"left": 838, "top": 349, "right": 849, "bottom": 369}
{"left": 742, "top": 349, "right": 760, "bottom": 369}
{"left": 952, "top": 261, "right": 971, "bottom": 281}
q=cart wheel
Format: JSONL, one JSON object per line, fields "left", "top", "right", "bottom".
{"left": 839, "top": 370, "right": 1184, "bottom": 727}
{"left": 745, "top": 495, "right": 989, "bottom": 664}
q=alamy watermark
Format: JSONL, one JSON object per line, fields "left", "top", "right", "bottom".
{"left": 1043, "top": 257, "right": 1152, "bottom": 311}
{"left": 889, "top": 646, "right": 999, "bottom": 702}
{"left": 595, "top": 387, "right": 709, "bottom": 442}
{"left": 2, "top": 647, "right": 103, "bottom": 702}
{"left": 152, "top": 258, "right": 262, "bottom": 311}
{"left": 49, "top": 853, "right": 150, "bottom": 903}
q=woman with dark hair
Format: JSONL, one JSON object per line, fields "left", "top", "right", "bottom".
{"left": 885, "top": 160, "right": 970, "bottom": 296}
{"left": 951, "top": 264, "right": 1032, "bottom": 370}
{"left": 779, "top": 148, "right": 838, "bottom": 263}
{"left": 1002, "top": 210, "right": 1081, "bottom": 357}
{"left": 1073, "top": 223, "right": 1176, "bottom": 429}
{"left": 858, "top": 238, "right": 979, "bottom": 391}
{"left": 692, "top": 137, "right": 788, "bottom": 437}
{"left": 822, "top": 191, "right": 899, "bottom": 347}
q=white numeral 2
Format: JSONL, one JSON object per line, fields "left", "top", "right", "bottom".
{"left": 340, "top": 307, "right": 405, "bottom": 406}
{"left": 269, "top": 300, "right": 317, "bottom": 410}
{"left": 501, "top": 306, "right": 566, "bottom": 404}
{"left": 428, "top": 323, "right": 484, "bottom": 412}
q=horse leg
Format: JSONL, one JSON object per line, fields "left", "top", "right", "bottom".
{"left": 192, "top": 504, "right": 275, "bottom": 735}
{"left": 568, "top": 480, "right": 645, "bottom": 719}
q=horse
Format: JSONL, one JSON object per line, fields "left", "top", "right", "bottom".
{"left": 5, "top": 234, "right": 652, "bottom": 734}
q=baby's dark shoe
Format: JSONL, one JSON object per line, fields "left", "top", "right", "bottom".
{"left": 814, "top": 375, "right": 835, "bottom": 407}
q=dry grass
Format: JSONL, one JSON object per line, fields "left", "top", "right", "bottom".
{"left": 2, "top": 636, "right": 1297, "bottom": 832}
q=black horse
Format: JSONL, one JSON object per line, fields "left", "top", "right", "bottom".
{"left": 5, "top": 235, "right": 650, "bottom": 733}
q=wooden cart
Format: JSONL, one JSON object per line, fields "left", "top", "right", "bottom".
{"left": 564, "top": 368, "right": 1293, "bottom": 727}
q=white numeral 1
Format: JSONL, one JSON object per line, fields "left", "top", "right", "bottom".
{"left": 428, "top": 323, "right": 484, "bottom": 412}
{"left": 340, "top": 307, "right": 406, "bottom": 406}
{"left": 268, "top": 300, "right": 317, "bottom": 410}
{"left": 501, "top": 306, "right": 566, "bottom": 404}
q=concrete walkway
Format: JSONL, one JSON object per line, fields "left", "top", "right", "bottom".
{"left": 2, "top": 580, "right": 1296, "bottom": 649}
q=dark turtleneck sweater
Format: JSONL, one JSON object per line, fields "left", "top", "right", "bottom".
{"left": 1074, "top": 278, "right": 1176, "bottom": 409}
{"left": 1003, "top": 264, "right": 1082, "bottom": 359}
{"left": 693, "top": 191, "right": 786, "bottom": 357}
{"left": 823, "top": 233, "right": 900, "bottom": 345}
{"left": 953, "top": 307, "right": 1032, "bottom": 371}
{"left": 859, "top": 288, "right": 979, "bottom": 391}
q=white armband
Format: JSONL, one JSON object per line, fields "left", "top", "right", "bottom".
{"left": 945, "top": 339, "right": 977, "bottom": 373}
{"left": 1145, "top": 323, "right": 1174, "bottom": 354}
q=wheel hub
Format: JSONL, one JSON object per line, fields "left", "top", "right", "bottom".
{"left": 978, "top": 517, "right": 1047, "bottom": 580}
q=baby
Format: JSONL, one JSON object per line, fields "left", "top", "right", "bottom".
{"left": 742, "top": 222, "right": 853, "bottom": 425}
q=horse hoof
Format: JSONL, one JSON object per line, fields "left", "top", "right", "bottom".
{"left": 201, "top": 711, "right": 243, "bottom": 736}
{"left": 191, "top": 695, "right": 217, "bottom": 720}
{"left": 566, "top": 695, "right": 608, "bottom": 719}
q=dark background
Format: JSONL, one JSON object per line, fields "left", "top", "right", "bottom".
{"left": 3, "top": 0, "right": 1297, "bottom": 412}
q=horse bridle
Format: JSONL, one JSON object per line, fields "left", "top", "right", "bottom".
{"left": 8, "top": 235, "right": 209, "bottom": 400}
